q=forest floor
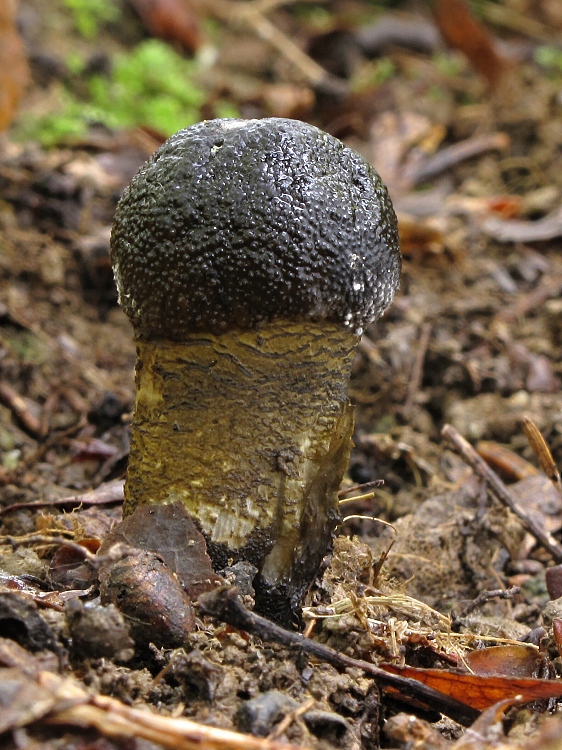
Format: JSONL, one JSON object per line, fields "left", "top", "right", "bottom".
{"left": 1, "top": 1, "right": 562, "bottom": 749}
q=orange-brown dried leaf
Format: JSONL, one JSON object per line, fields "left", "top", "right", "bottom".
{"left": 486, "top": 196, "right": 524, "bottom": 219}
{"left": 432, "top": 0, "right": 508, "bottom": 86}
{"left": 130, "top": 0, "right": 201, "bottom": 53}
{"left": 0, "top": 0, "right": 29, "bottom": 131}
{"left": 465, "top": 644, "right": 545, "bottom": 678}
{"left": 398, "top": 215, "right": 445, "bottom": 258}
{"left": 382, "top": 663, "right": 562, "bottom": 710}
{"left": 477, "top": 441, "right": 540, "bottom": 481}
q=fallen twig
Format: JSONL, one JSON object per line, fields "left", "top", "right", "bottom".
{"left": 338, "top": 479, "right": 384, "bottom": 498}
{"left": 452, "top": 586, "right": 520, "bottom": 624}
{"left": 20, "top": 668, "right": 308, "bottom": 750}
{"left": 442, "top": 424, "right": 562, "bottom": 563}
{"left": 0, "top": 381, "right": 44, "bottom": 438}
{"left": 0, "top": 479, "right": 124, "bottom": 517}
{"left": 198, "top": 586, "right": 480, "bottom": 727}
{"left": 4, "top": 535, "right": 132, "bottom": 570}
{"left": 405, "top": 132, "right": 510, "bottom": 187}
{"left": 268, "top": 697, "right": 315, "bottom": 741}
{"left": 204, "top": 0, "right": 347, "bottom": 95}
{"left": 481, "top": 205, "right": 562, "bottom": 243}
{"left": 403, "top": 322, "right": 432, "bottom": 421}
{"left": 493, "top": 275, "right": 562, "bottom": 325}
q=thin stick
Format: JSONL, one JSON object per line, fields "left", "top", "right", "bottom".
{"left": 338, "top": 492, "right": 376, "bottom": 507}
{"left": 204, "top": 0, "right": 347, "bottom": 95}
{"left": 403, "top": 322, "right": 431, "bottom": 420}
{"left": 0, "top": 479, "right": 125, "bottom": 517}
{"left": 442, "top": 424, "right": 562, "bottom": 563}
{"left": 405, "top": 132, "right": 510, "bottom": 186}
{"left": 452, "top": 586, "right": 520, "bottom": 623}
{"left": 198, "top": 586, "right": 480, "bottom": 727}
{"left": 38, "top": 670, "right": 307, "bottom": 750}
{"left": 494, "top": 276, "right": 562, "bottom": 325}
{"left": 521, "top": 416, "right": 562, "bottom": 494}
{"left": 268, "top": 697, "right": 315, "bottom": 741}
{"left": 0, "top": 381, "right": 44, "bottom": 438}
{"left": 338, "top": 479, "right": 384, "bottom": 497}
{"left": 243, "top": 10, "right": 333, "bottom": 87}
{"left": 4, "top": 535, "right": 132, "bottom": 570}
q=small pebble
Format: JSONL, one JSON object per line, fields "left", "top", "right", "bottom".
{"left": 237, "top": 690, "right": 297, "bottom": 736}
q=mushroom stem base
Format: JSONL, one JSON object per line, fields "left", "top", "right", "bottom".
{"left": 125, "top": 321, "right": 357, "bottom": 622}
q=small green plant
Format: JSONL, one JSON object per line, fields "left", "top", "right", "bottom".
{"left": 351, "top": 58, "right": 395, "bottom": 92}
{"left": 87, "top": 39, "right": 208, "bottom": 134}
{"left": 432, "top": 51, "right": 465, "bottom": 78}
{"left": 63, "top": 0, "right": 120, "bottom": 39}
{"left": 534, "top": 45, "right": 562, "bottom": 77}
{"left": 16, "top": 89, "right": 89, "bottom": 147}
{"left": 427, "top": 84, "right": 446, "bottom": 102}
{"left": 16, "top": 40, "right": 239, "bottom": 146}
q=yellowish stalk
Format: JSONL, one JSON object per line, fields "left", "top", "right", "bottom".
{"left": 125, "top": 320, "right": 357, "bottom": 619}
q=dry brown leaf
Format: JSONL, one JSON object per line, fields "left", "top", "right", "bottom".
{"left": 382, "top": 662, "right": 562, "bottom": 710}
{"left": 398, "top": 214, "right": 445, "bottom": 257}
{"left": 0, "top": 0, "right": 29, "bottom": 131}
{"left": 432, "top": 0, "right": 509, "bottom": 86}
{"left": 477, "top": 441, "right": 540, "bottom": 481}
{"left": 130, "top": 0, "right": 202, "bottom": 52}
{"left": 99, "top": 502, "right": 223, "bottom": 599}
{"left": 465, "top": 644, "right": 546, "bottom": 678}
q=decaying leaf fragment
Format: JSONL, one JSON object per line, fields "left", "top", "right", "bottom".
{"left": 97, "top": 503, "right": 224, "bottom": 648}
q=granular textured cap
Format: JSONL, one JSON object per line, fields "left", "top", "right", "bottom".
{"left": 111, "top": 118, "right": 401, "bottom": 340}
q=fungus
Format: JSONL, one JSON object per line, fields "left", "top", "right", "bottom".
{"left": 110, "top": 117, "right": 401, "bottom": 623}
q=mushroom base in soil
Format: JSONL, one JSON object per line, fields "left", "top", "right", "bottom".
{"left": 126, "top": 321, "right": 356, "bottom": 620}
{"left": 110, "top": 117, "right": 401, "bottom": 623}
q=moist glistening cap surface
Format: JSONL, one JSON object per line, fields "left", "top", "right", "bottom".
{"left": 110, "top": 117, "right": 401, "bottom": 340}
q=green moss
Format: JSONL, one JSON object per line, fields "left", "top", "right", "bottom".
{"left": 87, "top": 40, "right": 206, "bottom": 133}
{"left": 15, "top": 40, "right": 238, "bottom": 146}
{"left": 534, "top": 45, "right": 562, "bottom": 78}
{"left": 351, "top": 58, "right": 395, "bottom": 92}
{"left": 432, "top": 51, "right": 465, "bottom": 78}
{"left": 17, "top": 105, "right": 88, "bottom": 148}
{"left": 3, "top": 330, "right": 49, "bottom": 365}
{"left": 63, "top": 0, "right": 120, "bottom": 39}
{"left": 427, "top": 84, "right": 446, "bottom": 101}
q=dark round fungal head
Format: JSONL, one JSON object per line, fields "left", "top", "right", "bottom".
{"left": 110, "top": 118, "right": 401, "bottom": 340}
